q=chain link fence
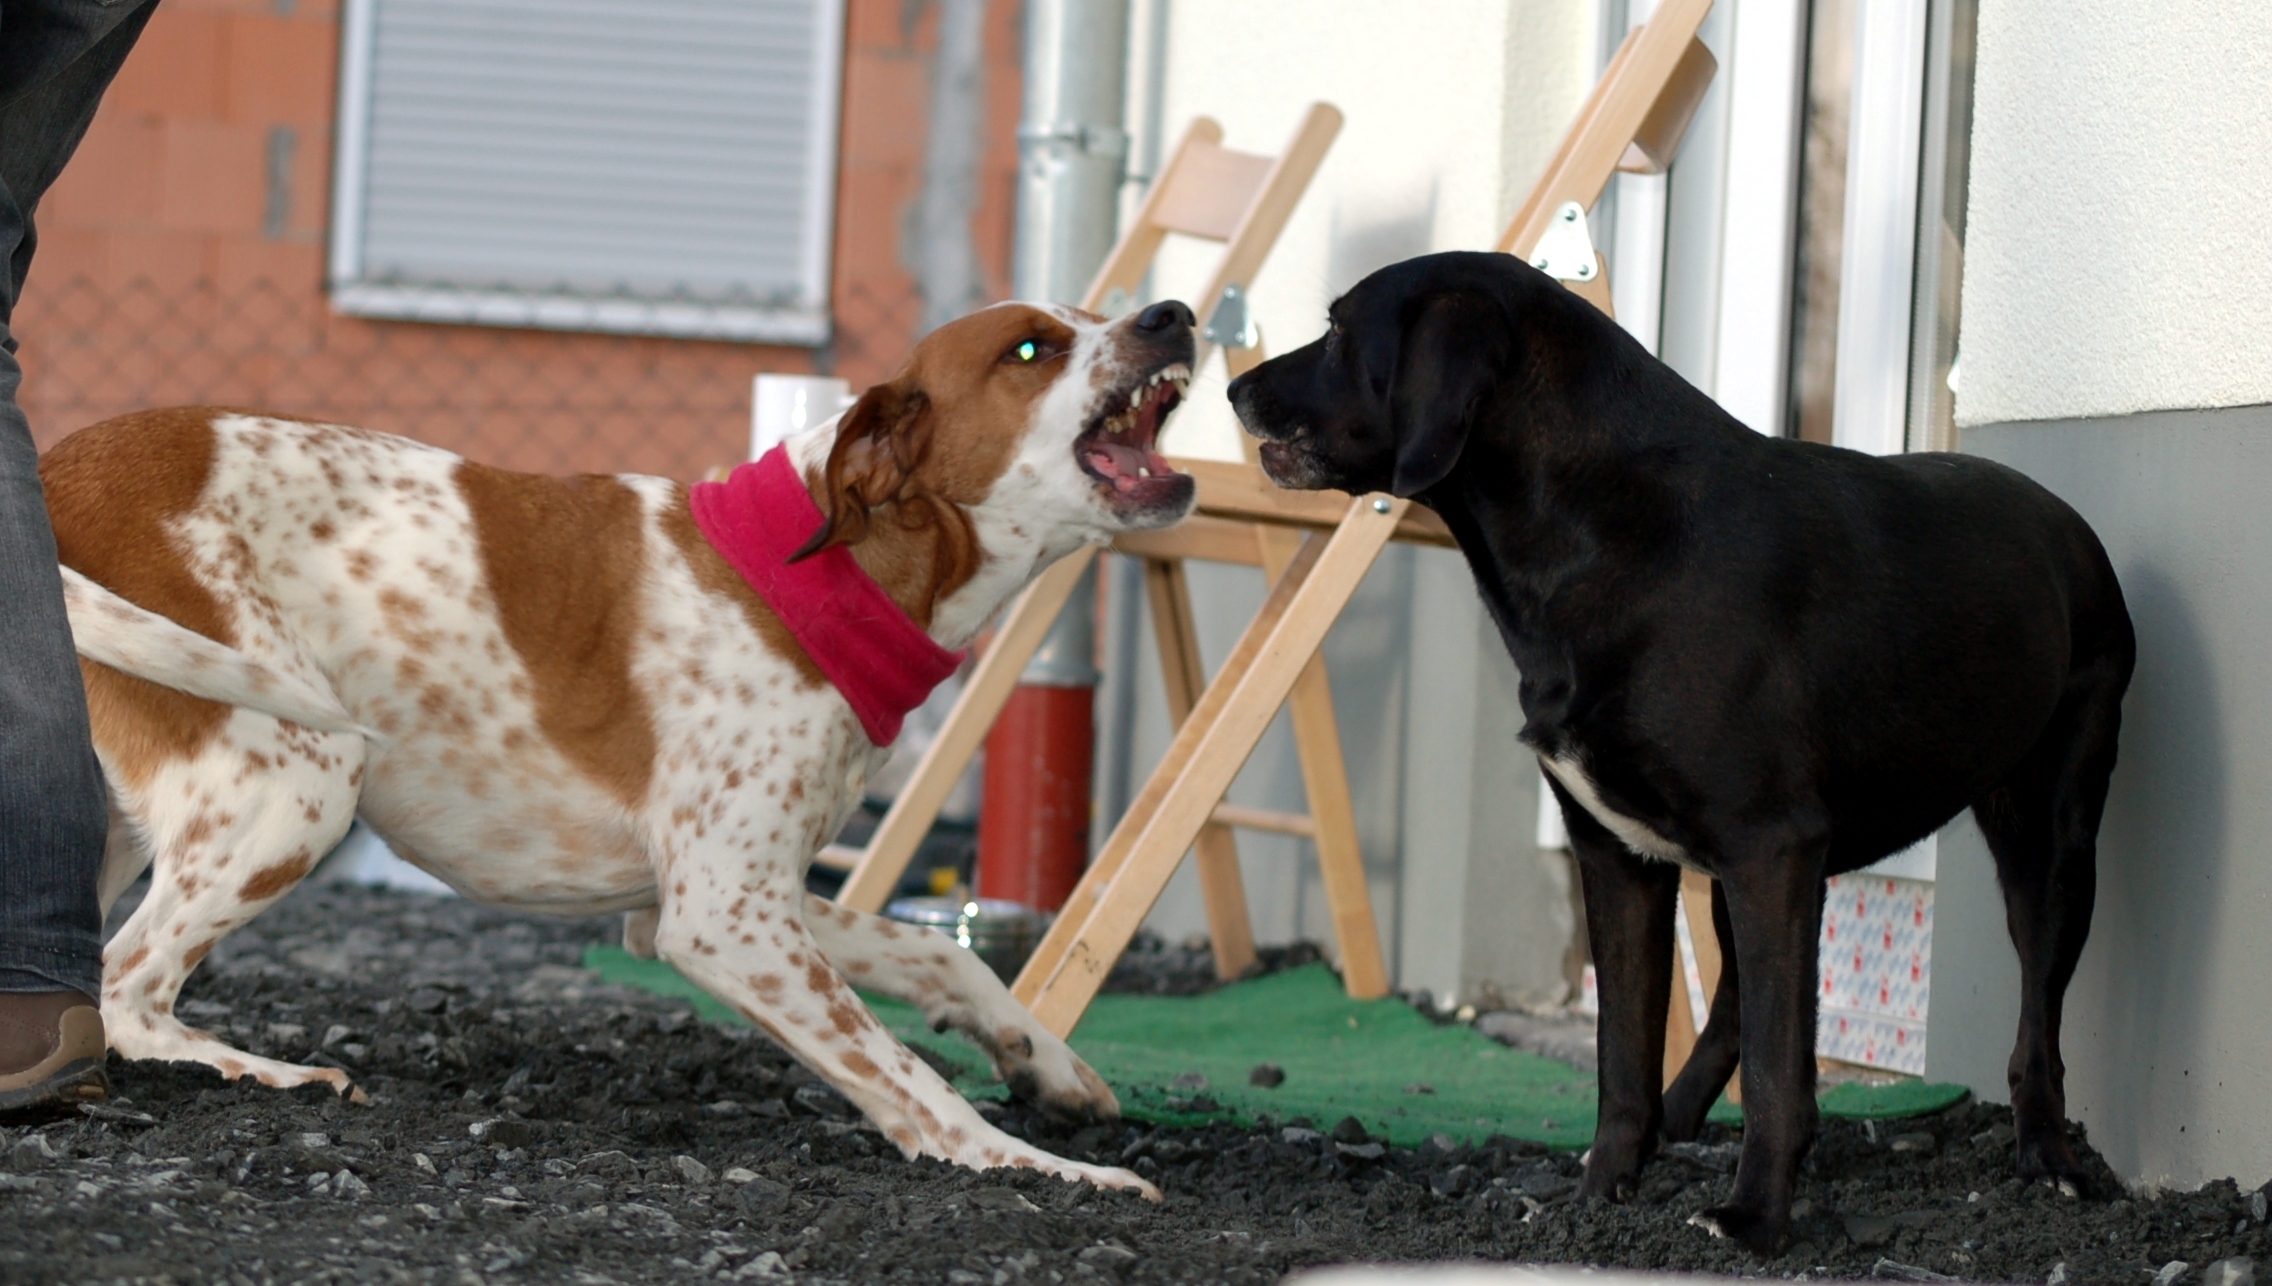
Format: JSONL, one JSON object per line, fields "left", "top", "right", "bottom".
{"left": 13, "top": 275, "right": 924, "bottom": 479}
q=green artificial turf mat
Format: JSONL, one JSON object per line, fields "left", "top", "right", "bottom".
{"left": 1817, "top": 1077, "right": 1970, "bottom": 1119}
{"left": 583, "top": 948, "right": 1966, "bottom": 1147}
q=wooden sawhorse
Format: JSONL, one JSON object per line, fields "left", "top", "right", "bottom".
{"left": 829, "top": 104, "right": 1397, "bottom": 998}
{"left": 1009, "top": 0, "right": 1723, "bottom": 1041}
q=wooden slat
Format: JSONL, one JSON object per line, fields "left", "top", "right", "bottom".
{"left": 1496, "top": 0, "right": 1714, "bottom": 258}
{"left": 1182, "top": 104, "right": 1343, "bottom": 377}
{"left": 1209, "top": 802, "right": 1316, "bottom": 838}
{"left": 1112, "top": 515, "right": 1265, "bottom": 566}
{"left": 833, "top": 547, "right": 1098, "bottom": 912}
{"left": 1014, "top": 531, "right": 1332, "bottom": 1010}
{"left": 1621, "top": 37, "right": 1719, "bottom": 174}
{"left": 1149, "top": 141, "right": 1275, "bottom": 240}
{"left": 1256, "top": 525, "right": 1390, "bottom": 999}
{"left": 1082, "top": 118, "right": 1224, "bottom": 313}
{"left": 1143, "top": 558, "right": 1258, "bottom": 980}
{"left": 1179, "top": 457, "right": 1457, "bottom": 546}
{"left": 1019, "top": 497, "right": 1407, "bottom": 1036}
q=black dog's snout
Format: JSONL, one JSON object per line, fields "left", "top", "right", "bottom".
{"left": 1135, "top": 300, "right": 1195, "bottom": 332}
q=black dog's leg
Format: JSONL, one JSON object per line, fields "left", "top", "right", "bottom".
{"left": 1568, "top": 806, "right": 1681, "bottom": 1203}
{"left": 1977, "top": 664, "right": 2124, "bottom": 1193}
{"left": 1692, "top": 840, "right": 1826, "bottom": 1255}
{"left": 1662, "top": 879, "right": 1740, "bottom": 1141}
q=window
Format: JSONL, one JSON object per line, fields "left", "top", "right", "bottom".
{"left": 329, "top": 0, "right": 844, "bottom": 344}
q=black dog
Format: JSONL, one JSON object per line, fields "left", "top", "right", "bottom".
{"left": 1227, "top": 251, "right": 2133, "bottom": 1253}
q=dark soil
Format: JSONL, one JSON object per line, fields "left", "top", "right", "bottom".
{"left": 3, "top": 884, "right": 2266, "bottom": 1285}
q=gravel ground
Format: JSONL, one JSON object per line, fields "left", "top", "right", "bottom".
{"left": 2, "top": 883, "right": 2267, "bottom": 1286}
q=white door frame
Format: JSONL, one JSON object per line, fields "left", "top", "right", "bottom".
{"left": 1831, "top": 0, "right": 1932, "bottom": 458}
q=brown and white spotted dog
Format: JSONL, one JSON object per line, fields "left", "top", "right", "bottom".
{"left": 42, "top": 300, "right": 1200, "bottom": 1196}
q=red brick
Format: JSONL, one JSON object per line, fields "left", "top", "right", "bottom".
{"left": 839, "top": 52, "right": 931, "bottom": 162}
{"left": 42, "top": 114, "right": 165, "bottom": 229}
{"left": 222, "top": 15, "right": 339, "bottom": 125}
{"left": 158, "top": 120, "right": 268, "bottom": 233}
{"left": 103, "top": 8, "right": 228, "bottom": 120}
{"left": 211, "top": 236, "right": 323, "bottom": 297}
{"left": 845, "top": 0, "right": 923, "bottom": 54}
{"left": 20, "top": 227, "right": 108, "bottom": 291}
{"left": 102, "top": 228, "right": 220, "bottom": 294}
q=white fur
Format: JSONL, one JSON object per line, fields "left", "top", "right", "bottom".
{"left": 1539, "top": 752, "right": 1701, "bottom": 871}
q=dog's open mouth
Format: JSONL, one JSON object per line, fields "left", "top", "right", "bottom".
{"left": 1077, "top": 363, "right": 1192, "bottom": 512}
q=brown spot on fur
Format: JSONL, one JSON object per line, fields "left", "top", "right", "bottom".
{"left": 842, "top": 1051, "right": 880, "bottom": 1079}
{"left": 183, "top": 939, "right": 217, "bottom": 970}
{"left": 42, "top": 410, "right": 236, "bottom": 787}
{"left": 457, "top": 465, "right": 659, "bottom": 809}
{"left": 238, "top": 852, "right": 314, "bottom": 902}
{"left": 115, "top": 946, "right": 151, "bottom": 976}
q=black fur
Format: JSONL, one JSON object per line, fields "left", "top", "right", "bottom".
{"left": 1227, "top": 251, "right": 2134, "bottom": 1254}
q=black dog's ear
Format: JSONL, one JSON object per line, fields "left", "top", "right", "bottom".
{"left": 1389, "top": 290, "right": 1508, "bottom": 497}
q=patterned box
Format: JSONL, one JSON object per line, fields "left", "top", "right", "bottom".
{"left": 1815, "top": 873, "right": 1933, "bottom": 1074}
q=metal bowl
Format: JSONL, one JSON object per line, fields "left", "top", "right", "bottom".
{"left": 884, "top": 896, "right": 1047, "bottom": 982}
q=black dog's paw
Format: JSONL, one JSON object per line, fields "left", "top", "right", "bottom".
{"left": 1576, "top": 1167, "right": 1640, "bottom": 1205}
{"left": 1689, "top": 1203, "right": 1789, "bottom": 1256}
{"left": 2014, "top": 1131, "right": 2093, "bottom": 1199}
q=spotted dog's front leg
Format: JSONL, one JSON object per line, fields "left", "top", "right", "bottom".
{"left": 654, "top": 873, "right": 1156, "bottom": 1199}
{"left": 803, "top": 893, "right": 1119, "bottom": 1121}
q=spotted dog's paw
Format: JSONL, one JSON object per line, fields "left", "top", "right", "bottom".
{"left": 979, "top": 1023, "right": 1121, "bottom": 1123}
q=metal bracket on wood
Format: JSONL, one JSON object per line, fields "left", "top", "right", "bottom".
{"left": 1528, "top": 202, "right": 1600, "bottom": 282}
{"left": 1203, "top": 282, "right": 1259, "bottom": 349}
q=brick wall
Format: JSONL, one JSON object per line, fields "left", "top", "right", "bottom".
{"left": 14, "top": 0, "right": 1023, "bottom": 479}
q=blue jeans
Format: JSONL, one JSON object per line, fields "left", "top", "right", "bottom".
{"left": 0, "top": 0, "right": 159, "bottom": 996}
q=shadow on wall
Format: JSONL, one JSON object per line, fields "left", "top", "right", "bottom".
{"left": 2065, "top": 558, "right": 2226, "bottom": 1171}
{"left": 1326, "top": 191, "right": 1438, "bottom": 299}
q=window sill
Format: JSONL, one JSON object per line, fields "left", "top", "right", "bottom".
{"left": 329, "top": 282, "right": 830, "bottom": 347}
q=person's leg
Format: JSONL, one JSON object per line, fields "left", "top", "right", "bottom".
{"left": 0, "top": 0, "right": 161, "bottom": 1117}
{"left": 0, "top": 333, "right": 112, "bottom": 1112}
{"left": 0, "top": 0, "right": 163, "bottom": 311}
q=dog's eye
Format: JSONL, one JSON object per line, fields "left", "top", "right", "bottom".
{"left": 1010, "top": 339, "right": 1041, "bottom": 363}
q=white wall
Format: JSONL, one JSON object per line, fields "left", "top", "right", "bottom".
{"left": 1148, "top": 0, "right": 1595, "bottom": 461}
{"left": 1930, "top": 0, "right": 2272, "bottom": 1192}
{"left": 1954, "top": 0, "right": 2272, "bottom": 428}
{"left": 1122, "top": 0, "right": 1597, "bottom": 1003}
{"left": 1935, "top": 408, "right": 2272, "bottom": 1194}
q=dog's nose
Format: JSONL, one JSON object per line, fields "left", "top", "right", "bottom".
{"left": 1135, "top": 300, "right": 1195, "bottom": 333}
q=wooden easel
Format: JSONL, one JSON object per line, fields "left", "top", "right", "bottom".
{"left": 1003, "top": 0, "right": 1723, "bottom": 1040}
{"left": 829, "top": 105, "right": 1396, "bottom": 997}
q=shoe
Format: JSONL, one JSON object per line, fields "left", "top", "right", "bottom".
{"left": 0, "top": 991, "right": 109, "bottom": 1120}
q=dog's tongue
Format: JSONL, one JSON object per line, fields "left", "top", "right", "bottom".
{"left": 1087, "top": 441, "right": 1174, "bottom": 491}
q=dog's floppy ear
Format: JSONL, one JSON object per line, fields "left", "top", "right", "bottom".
{"left": 791, "top": 379, "right": 934, "bottom": 562}
{"left": 1389, "top": 290, "right": 1509, "bottom": 497}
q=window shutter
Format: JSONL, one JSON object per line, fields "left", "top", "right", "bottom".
{"left": 330, "top": 0, "right": 842, "bottom": 344}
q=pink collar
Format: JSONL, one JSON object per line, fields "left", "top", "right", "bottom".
{"left": 688, "top": 446, "right": 965, "bottom": 745}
